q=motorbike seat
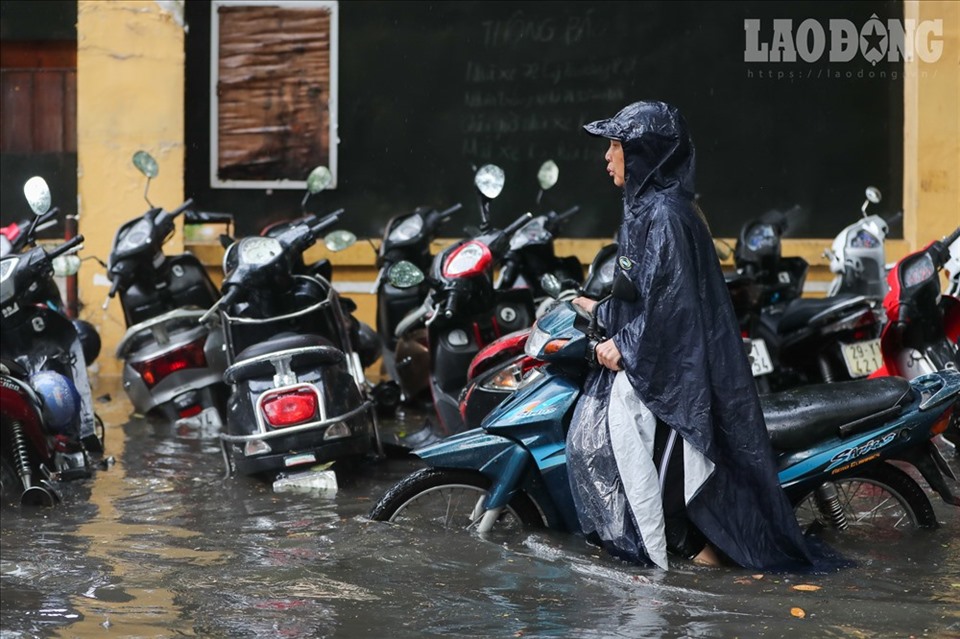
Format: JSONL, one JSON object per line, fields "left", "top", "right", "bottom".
{"left": 226, "top": 333, "right": 343, "bottom": 384}
{"left": 770, "top": 294, "right": 871, "bottom": 335}
{"left": 762, "top": 377, "right": 912, "bottom": 451}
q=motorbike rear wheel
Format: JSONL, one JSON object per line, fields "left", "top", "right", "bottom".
{"left": 791, "top": 462, "right": 937, "bottom": 537}
{"left": 369, "top": 468, "right": 544, "bottom": 533}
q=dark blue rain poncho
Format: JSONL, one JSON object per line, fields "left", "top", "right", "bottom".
{"left": 566, "top": 101, "right": 816, "bottom": 571}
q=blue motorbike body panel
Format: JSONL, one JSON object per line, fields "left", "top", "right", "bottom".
{"left": 415, "top": 370, "right": 583, "bottom": 532}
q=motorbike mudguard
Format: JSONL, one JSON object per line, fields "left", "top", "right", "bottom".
{"left": 0, "top": 373, "right": 49, "bottom": 461}
{"left": 414, "top": 428, "right": 574, "bottom": 530}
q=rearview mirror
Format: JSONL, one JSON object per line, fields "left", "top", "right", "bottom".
{"left": 324, "top": 229, "right": 356, "bottom": 252}
{"left": 474, "top": 164, "right": 505, "bottom": 199}
{"left": 23, "top": 176, "right": 51, "bottom": 216}
{"left": 540, "top": 273, "right": 562, "bottom": 299}
{"left": 307, "top": 166, "right": 333, "bottom": 193}
{"left": 132, "top": 151, "right": 159, "bottom": 178}
{"left": 864, "top": 186, "right": 882, "bottom": 204}
{"left": 537, "top": 160, "right": 559, "bottom": 191}
{"left": 387, "top": 260, "right": 425, "bottom": 289}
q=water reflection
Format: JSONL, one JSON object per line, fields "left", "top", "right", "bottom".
{"left": 1, "top": 388, "right": 958, "bottom": 638}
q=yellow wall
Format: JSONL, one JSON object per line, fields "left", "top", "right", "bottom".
{"left": 904, "top": 0, "right": 960, "bottom": 246}
{"left": 77, "top": 0, "right": 186, "bottom": 376}
{"left": 76, "top": 0, "right": 959, "bottom": 378}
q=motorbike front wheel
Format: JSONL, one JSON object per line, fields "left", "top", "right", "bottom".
{"left": 791, "top": 463, "right": 937, "bottom": 538}
{"left": 369, "top": 467, "right": 544, "bottom": 533}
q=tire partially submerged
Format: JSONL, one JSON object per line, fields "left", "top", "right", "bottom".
{"left": 791, "top": 462, "right": 937, "bottom": 538}
{"left": 369, "top": 467, "right": 544, "bottom": 532}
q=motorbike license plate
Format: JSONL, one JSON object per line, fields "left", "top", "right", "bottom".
{"left": 748, "top": 338, "right": 774, "bottom": 377}
{"left": 840, "top": 339, "right": 883, "bottom": 378}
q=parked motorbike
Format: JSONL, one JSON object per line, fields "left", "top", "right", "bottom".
{"left": 106, "top": 151, "right": 229, "bottom": 426}
{"left": 375, "top": 201, "right": 462, "bottom": 391}
{"left": 201, "top": 166, "right": 382, "bottom": 481}
{"left": 1, "top": 178, "right": 104, "bottom": 506}
{"left": 869, "top": 226, "right": 960, "bottom": 452}
{"left": 494, "top": 160, "right": 582, "bottom": 303}
{"left": 824, "top": 186, "right": 895, "bottom": 299}
{"left": 454, "top": 242, "right": 619, "bottom": 430}
{"left": 388, "top": 164, "right": 537, "bottom": 436}
{"left": 733, "top": 206, "right": 884, "bottom": 390}
{"left": 370, "top": 296, "right": 960, "bottom": 547}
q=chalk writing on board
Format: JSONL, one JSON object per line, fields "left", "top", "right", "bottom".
{"left": 480, "top": 9, "right": 605, "bottom": 49}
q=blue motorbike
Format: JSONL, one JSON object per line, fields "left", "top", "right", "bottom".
{"left": 371, "top": 291, "right": 960, "bottom": 540}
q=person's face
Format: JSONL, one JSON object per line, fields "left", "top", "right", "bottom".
{"left": 605, "top": 140, "right": 625, "bottom": 188}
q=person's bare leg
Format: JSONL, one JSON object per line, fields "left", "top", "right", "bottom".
{"left": 692, "top": 543, "right": 722, "bottom": 567}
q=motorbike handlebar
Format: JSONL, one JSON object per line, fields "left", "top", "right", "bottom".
{"left": 502, "top": 212, "right": 534, "bottom": 238}
{"left": 441, "top": 290, "right": 461, "bottom": 319}
{"left": 556, "top": 205, "right": 580, "bottom": 221}
{"left": 47, "top": 234, "right": 84, "bottom": 261}
{"left": 310, "top": 208, "right": 345, "bottom": 235}
{"left": 168, "top": 198, "right": 195, "bottom": 219}
{"left": 107, "top": 279, "right": 120, "bottom": 299}
{"left": 944, "top": 226, "right": 960, "bottom": 250}
{"left": 438, "top": 203, "right": 463, "bottom": 219}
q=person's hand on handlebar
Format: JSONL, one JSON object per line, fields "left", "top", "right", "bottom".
{"left": 596, "top": 339, "right": 622, "bottom": 371}
{"left": 572, "top": 296, "right": 597, "bottom": 314}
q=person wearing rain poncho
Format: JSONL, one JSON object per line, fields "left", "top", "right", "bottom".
{"left": 568, "top": 101, "right": 818, "bottom": 571}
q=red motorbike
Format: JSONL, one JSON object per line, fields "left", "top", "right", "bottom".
{"left": 870, "top": 226, "right": 960, "bottom": 454}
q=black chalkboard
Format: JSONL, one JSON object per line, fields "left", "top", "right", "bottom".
{"left": 184, "top": 0, "right": 903, "bottom": 240}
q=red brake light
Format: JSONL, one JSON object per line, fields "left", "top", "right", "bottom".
{"left": 131, "top": 338, "right": 207, "bottom": 389}
{"left": 262, "top": 389, "right": 318, "bottom": 427}
{"left": 468, "top": 330, "right": 530, "bottom": 381}
{"left": 442, "top": 241, "right": 492, "bottom": 278}
{"left": 179, "top": 405, "right": 202, "bottom": 419}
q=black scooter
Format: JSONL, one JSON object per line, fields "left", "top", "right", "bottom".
{"left": 106, "top": 151, "right": 231, "bottom": 426}
{"left": 375, "top": 202, "right": 462, "bottom": 393}
{"left": 732, "top": 207, "right": 884, "bottom": 391}
{"left": 201, "top": 166, "right": 382, "bottom": 483}
{"left": 388, "top": 164, "right": 537, "bottom": 437}
{"left": 1, "top": 177, "right": 104, "bottom": 504}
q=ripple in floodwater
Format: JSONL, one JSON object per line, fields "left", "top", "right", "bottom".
{"left": 1, "top": 395, "right": 959, "bottom": 639}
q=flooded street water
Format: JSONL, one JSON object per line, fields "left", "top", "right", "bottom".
{"left": 2, "top": 385, "right": 959, "bottom": 639}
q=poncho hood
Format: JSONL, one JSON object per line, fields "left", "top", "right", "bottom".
{"left": 583, "top": 100, "right": 695, "bottom": 200}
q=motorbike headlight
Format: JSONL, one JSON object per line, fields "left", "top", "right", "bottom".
{"left": 442, "top": 241, "right": 491, "bottom": 278}
{"left": 387, "top": 215, "right": 423, "bottom": 243}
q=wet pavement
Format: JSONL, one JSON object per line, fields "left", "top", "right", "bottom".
{"left": 2, "top": 382, "right": 959, "bottom": 638}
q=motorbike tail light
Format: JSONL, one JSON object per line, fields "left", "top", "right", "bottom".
{"left": 262, "top": 389, "right": 318, "bottom": 427}
{"left": 468, "top": 330, "right": 529, "bottom": 381}
{"left": 179, "top": 405, "right": 202, "bottom": 419}
{"left": 131, "top": 338, "right": 207, "bottom": 388}
{"left": 442, "top": 241, "right": 492, "bottom": 278}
